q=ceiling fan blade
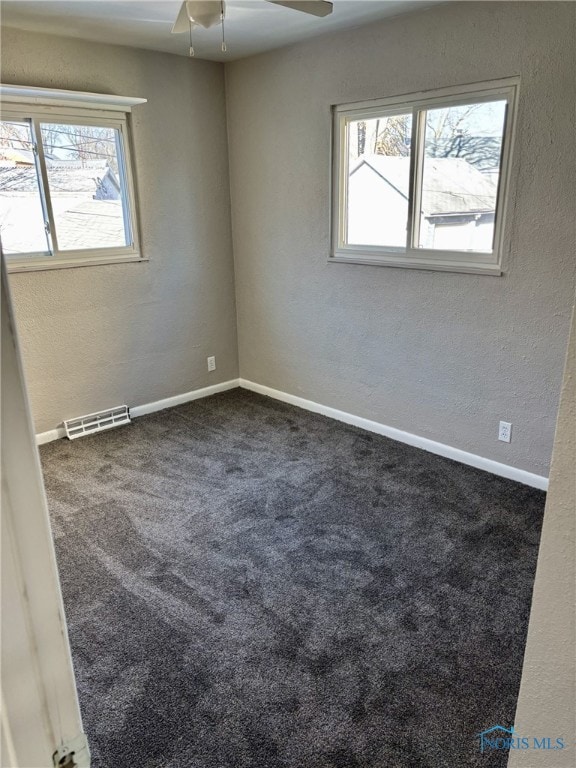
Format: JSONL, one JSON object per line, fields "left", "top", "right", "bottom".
{"left": 268, "top": 1, "right": 333, "bottom": 17}
{"left": 171, "top": 1, "right": 190, "bottom": 33}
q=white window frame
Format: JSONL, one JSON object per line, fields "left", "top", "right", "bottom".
{"left": 0, "top": 85, "right": 146, "bottom": 272}
{"left": 331, "top": 78, "right": 520, "bottom": 275}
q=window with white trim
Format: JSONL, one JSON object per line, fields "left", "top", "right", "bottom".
{"left": 0, "top": 85, "right": 145, "bottom": 271}
{"left": 331, "top": 79, "right": 519, "bottom": 274}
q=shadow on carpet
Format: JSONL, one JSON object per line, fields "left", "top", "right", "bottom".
{"left": 40, "top": 389, "right": 545, "bottom": 768}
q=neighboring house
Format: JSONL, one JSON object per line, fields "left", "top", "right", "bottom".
{"left": 348, "top": 155, "right": 498, "bottom": 251}
{"left": 0, "top": 159, "right": 123, "bottom": 253}
{"left": 0, "top": 147, "right": 36, "bottom": 165}
{"left": 0, "top": 158, "right": 120, "bottom": 199}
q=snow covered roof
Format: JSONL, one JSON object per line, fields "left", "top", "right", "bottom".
{"left": 351, "top": 155, "right": 498, "bottom": 216}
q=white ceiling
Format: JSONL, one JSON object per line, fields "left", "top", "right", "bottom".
{"left": 0, "top": 0, "right": 438, "bottom": 62}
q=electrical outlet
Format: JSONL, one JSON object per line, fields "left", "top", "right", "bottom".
{"left": 498, "top": 421, "right": 512, "bottom": 443}
{"left": 207, "top": 356, "right": 216, "bottom": 372}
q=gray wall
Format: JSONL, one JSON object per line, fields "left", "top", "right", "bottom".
{"left": 509, "top": 299, "right": 576, "bottom": 766}
{"left": 226, "top": 1, "right": 576, "bottom": 477}
{"left": 1, "top": 27, "right": 239, "bottom": 433}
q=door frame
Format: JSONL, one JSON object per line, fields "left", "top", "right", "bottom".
{"left": 1, "top": 253, "right": 89, "bottom": 768}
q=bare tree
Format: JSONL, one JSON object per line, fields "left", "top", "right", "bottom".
{"left": 357, "top": 104, "right": 503, "bottom": 169}
{"left": 40, "top": 124, "right": 118, "bottom": 169}
{"left": 1, "top": 121, "right": 118, "bottom": 170}
{"left": 425, "top": 104, "right": 503, "bottom": 169}
{"left": 0, "top": 121, "right": 34, "bottom": 158}
{"left": 373, "top": 115, "right": 411, "bottom": 157}
{"left": 349, "top": 115, "right": 411, "bottom": 161}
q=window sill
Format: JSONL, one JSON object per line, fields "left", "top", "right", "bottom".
{"left": 329, "top": 251, "right": 502, "bottom": 276}
{"left": 6, "top": 252, "right": 148, "bottom": 273}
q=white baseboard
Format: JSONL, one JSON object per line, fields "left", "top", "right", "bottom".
{"left": 130, "top": 379, "right": 240, "bottom": 418}
{"left": 35, "top": 379, "right": 240, "bottom": 446}
{"left": 239, "top": 379, "right": 549, "bottom": 491}
{"left": 35, "top": 375, "right": 548, "bottom": 491}
{"left": 36, "top": 427, "right": 66, "bottom": 445}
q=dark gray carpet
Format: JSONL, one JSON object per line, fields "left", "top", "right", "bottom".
{"left": 40, "top": 389, "right": 545, "bottom": 768}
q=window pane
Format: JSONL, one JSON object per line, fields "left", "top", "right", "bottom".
{"left": 417, "top": 100, "right": 507, "bottom": 252}
{"left": 40, "top": 123, "right": 131, "bottom": 251}
{"left": 0, "top": 120, "right": 50, "bottom": 256}
{"left": 346, "top": 112, "right": 412, "bottom": 247}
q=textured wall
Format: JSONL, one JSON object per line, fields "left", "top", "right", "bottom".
{"left": 1, "top": 27, "right": 239, "bottom": 433}
{"left": 509, "top": 299, "right": 576, "bottom": 766}
{"left": 226, "top": 1, "right": 576, "bottom": 477}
